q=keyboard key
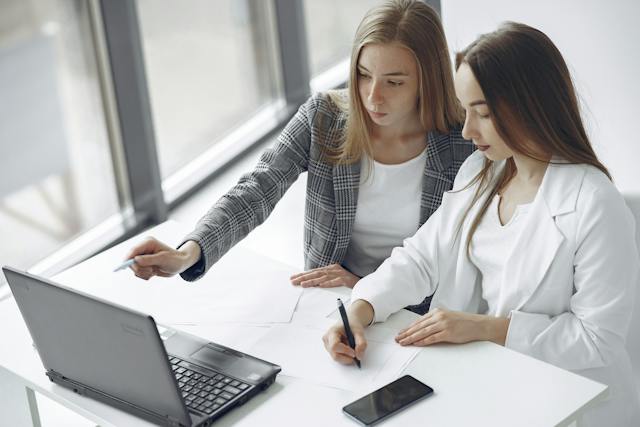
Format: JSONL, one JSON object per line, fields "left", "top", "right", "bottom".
{"left": 222, "top": 378, "right": 232, "bottom": 384}
{"left": 212, "top": 404, "right": 220, "bottom": 411}
{"left": 223, "top": 385, "right": 241, "bottom": 395}
{"left": 220, "top": 392, "right": 233, "bottom": 400}
{"left": 213, "top": 388, "right": 222, "bottom": 395}
{"left": 214, "top": 397, "right": 226, "bottom": 405}
{"left": 195, "top": 397, "right": 205, "bottom": 405}
{"left": 230, "top": 380, "right": 240, "bottom": 387}
{"left": 238, "top": 383, "right": 249, "bottom": 390}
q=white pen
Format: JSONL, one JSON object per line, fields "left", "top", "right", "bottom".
{"left": 113, "top": 259, "right": 136, "bottom": 272}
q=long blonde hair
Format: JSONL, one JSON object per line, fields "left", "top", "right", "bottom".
{"left": 325, "top": 0, "right": 462, "bottom": 164}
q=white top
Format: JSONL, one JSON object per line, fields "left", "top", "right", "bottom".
{"left": 469, "top": 195, "right": 532, "bottom": 316}
{"left": 342, "top": 148, "right": 427, "bottom": 277}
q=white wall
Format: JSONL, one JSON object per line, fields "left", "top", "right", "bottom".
{"left": 442, "top": 0, "right": 640, "bottom": 194}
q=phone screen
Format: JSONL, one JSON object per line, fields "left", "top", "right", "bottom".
{"left": 342, "top": 375, "right": 434, "bottom": 425}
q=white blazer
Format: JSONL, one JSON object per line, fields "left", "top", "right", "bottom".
{"left": 352, "top": 151, "right": 640, "bottom": 426}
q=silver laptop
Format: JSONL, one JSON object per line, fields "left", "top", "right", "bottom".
{"left": 3, "top": 266, "right": 281, "bottom": 426}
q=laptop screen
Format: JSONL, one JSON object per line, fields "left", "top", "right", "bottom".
{"left": 3, "top": 267, "right": 191, "bottom": 425}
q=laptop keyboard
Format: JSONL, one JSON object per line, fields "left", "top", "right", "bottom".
{"left": 169, "top": 356, "right": 250, "bottom": 415}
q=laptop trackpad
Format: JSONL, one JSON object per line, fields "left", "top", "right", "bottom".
{"left": 191, "top": 344, "right": 240, "bottom": 371}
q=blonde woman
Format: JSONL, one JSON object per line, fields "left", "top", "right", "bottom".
{"left": 323, "top": 22, "right": 639, "bottom": 425}
{"left": 126, "top": 0, "right": 474, "bottom": 314}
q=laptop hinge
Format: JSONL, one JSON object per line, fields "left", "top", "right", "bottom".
{"left": 46, "top": 370, "right": 64, "bottom": 381}
{"left": 47, "top": 370, "right": 187, "bottom": 427}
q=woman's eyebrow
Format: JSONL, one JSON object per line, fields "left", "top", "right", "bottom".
{"left": 357, "top": 65, "right": 408, "bottom": 77}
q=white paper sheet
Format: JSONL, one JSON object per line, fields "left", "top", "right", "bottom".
{"left": 53, "top": 221, "right": 303, "bottom": 325}
{"left": 292, "top": 287, "right": 350, "bottom": 320}
{"left": 248, "top": 319, "right": 420, "bottom": 392}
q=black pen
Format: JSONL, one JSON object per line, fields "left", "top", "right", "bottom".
{"left": 337, "top": 298, "right": 361, "bottom": 369}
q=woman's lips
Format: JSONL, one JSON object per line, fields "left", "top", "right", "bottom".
{"left": 476, "top": 144, "right": 490, "bottom": 152}
{"left": 368, "top": 110, "right": 387, "bottom": 119}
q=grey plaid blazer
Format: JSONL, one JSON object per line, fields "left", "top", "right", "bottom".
{"left": 181, "top": 92, "right": 474, "bottom": 302}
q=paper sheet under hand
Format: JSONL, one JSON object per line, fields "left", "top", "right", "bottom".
{"left": 248, "top": 319, "right": 420, "bottom": 392}
{"left": 53, "top": 221, "right": 303, "bottom": 325}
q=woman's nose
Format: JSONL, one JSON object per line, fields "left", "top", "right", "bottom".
{"left": 368, "top": 80, "right": 383, "bottom": 105}
{"left": 461, "top": 114, "right": 476, "bottom": 140}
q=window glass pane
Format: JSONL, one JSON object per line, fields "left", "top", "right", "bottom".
{"left": 303, "top": 0, "right": 382, "bottom": 77}
{"left": 137, "top": 0, "right": 280, "bottom": 179}
{"left": 0, "top": 0, "right": 119, "bottom": 271}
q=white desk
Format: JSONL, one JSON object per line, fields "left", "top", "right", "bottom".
{"left": 1, "top": 222, "right": 607, "bottom": 426}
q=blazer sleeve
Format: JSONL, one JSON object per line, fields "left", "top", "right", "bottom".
{"left": 351, "top": 152, "right": 485, "bottom": 323}
{"left": 178, "top": 95, "right": 319, "bottom": 281}
{"left": 505, "top": 176, "right": 640, "bottom": 371}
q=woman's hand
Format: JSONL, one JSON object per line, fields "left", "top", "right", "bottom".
{"left": 322, "top": 320, "right": 367, "bottom": 365}
{"left": 322, "top": 299, "right": 374, "bottom": 365}
{"left": 124, "top": 238, "right": 201, "bottom": 281}
{"left": 290, "top": 264, "right": 360, "bottom": 288}
{"left": 395, "top": 308, "right": 510, "bottom": 346}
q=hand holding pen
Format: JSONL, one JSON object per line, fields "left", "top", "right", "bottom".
{"left": 323, "top": 298, "right": 368, "bottom": 367}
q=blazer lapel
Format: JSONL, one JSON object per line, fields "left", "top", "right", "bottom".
{"left": 496, "top": 161, "right": 585, "bottom": 314}
{"left": 496, "top": 199, "right": 564, "bottom": 315}
{"left": 331, "top": 160, "right": 360, "bottom": 263}
{"left": 420, "top": 131, "right": 455, "bottom": 226}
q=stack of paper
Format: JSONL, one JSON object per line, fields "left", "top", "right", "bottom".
{"left": 248, "top": 318, "right": 420, "bottom": 392}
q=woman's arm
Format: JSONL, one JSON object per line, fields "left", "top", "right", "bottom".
{"left": 350, "top": 152, "right": 485, "bottom": 323}
{"left": 395, "top": 309, "right": 510, "bottom": 346}
{"left": 178, "top": 95, "right": 323, "bottom": 281}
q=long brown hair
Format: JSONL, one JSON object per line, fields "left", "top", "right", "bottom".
{"left": 326, "top": 0, "right": 462, "bottom": 164}
{"left": 455, "top": 22, "right": 611, "bottom": 254}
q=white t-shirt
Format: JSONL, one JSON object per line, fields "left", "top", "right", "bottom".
{"left": 343, "top": 148, "right": 427, "bottom": 277}
{"left": 470, "top": 195, "right": 532, "bottom": 316}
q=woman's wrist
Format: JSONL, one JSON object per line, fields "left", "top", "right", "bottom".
{"left": 347, "top": 299, "right": 375, "bottom": 327}
{"left": 179, "top": 241, "right": 202, "bottom": 271}
{"left": 481, "top": 315, "right": 510, "bottom": 345}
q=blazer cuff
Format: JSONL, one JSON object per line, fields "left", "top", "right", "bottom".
{"left": 178, "top": 231, "right": 219, "bottom": 282}
{"left": 351, "top": 282, "right": 393, "bottom": 324}
{"left": 505, "top": 310, "right": 546, "bottom": 355}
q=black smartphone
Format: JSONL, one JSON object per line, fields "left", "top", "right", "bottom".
{"left": 342, "top": 375, "right": 434, "bottom": 426}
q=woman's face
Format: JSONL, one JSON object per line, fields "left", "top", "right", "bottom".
{"left": 357, "top": 43, "right": 421, "bottom": 131}
{"left": 454, "top": 62, "right": 513, "bottom": 161}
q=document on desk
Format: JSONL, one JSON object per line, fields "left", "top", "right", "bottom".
{"left": 53, "top": 221, "right": 303, "bottom": 325}
{"left": 248, "top": 319, "right": 420, "bottom": 392}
